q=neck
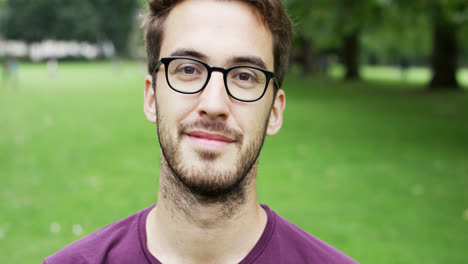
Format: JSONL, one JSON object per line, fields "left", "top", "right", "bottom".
{"left": 146, "top": 156, "right": 267, "bottom": 264}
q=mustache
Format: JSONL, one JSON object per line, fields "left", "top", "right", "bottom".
{"left": 178, "top": 119, "right": 243, "bottom": 143}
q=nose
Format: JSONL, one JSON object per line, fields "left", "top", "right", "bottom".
{"left": 197, "top": 71, "right": 230, "bottom": 120}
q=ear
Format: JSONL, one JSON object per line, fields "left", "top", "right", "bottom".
{"left": 144, "top": 75, "right": 157, "bottom": 123}
{"left": 266, "top": 89, "right": 286, "bottom": 136}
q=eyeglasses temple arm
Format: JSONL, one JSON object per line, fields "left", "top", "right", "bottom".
{"left": 151, "top": 60, "right": 164, "bottom": 91}
{"left": 273, "top": 76, "right": 280, "bottom": 90}
{"left": 152, "top": 60, "right": 163, "bottom": 76}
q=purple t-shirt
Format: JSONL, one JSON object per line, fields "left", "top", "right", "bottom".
{"left": 43, "top": 204, "right": 358, "bottom": 263}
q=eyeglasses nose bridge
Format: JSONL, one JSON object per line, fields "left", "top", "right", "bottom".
{"left": 204, "top": 66, "right": 228, "bottom": 87}
{"left": 210, "top": 66, "right": 228, "bottom": 77}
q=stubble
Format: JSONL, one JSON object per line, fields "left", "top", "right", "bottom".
{"left": 156, "top": 110, "right": 270, "bottom": 219}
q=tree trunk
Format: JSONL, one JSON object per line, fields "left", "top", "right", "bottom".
{"left": 301, "top": 39, "right": 315, "bottom": 76}
{"left": 429, "top": 22, "right": 460, "bottom": 90}
{"left": 291, "top": 37, "right": 315, "bottom": 78}
{"left": 343, "top": 30, "right": 360, "bottom": 80}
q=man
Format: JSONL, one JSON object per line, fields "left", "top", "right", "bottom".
{"left": 43, "top": 0, "right": 358, "bottom": 263}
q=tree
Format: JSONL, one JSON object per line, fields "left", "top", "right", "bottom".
{"left": 361, "top": 7, "right": 431, "bottom": 65}
{"left": 2, "top": 0, "right": 139, "bottom": 55}
{"left": 397, "top": 0, "right": 468, "bottom": 90}
{"left": 287, "top": 0, "right": 383, "bottom": 80}
{"left": 286, "top": 0, "right": 320, "bottom": 76}
{"left": 428, "top": 1, "right": 467, "bottom": 90}
{"left": 92, "top": 0, "right": 140, "bottom": 55}
{"left": 0, "top": 0, "right": 6, "bottom": 36}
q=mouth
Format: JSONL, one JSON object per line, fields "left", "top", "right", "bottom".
{"left": 186, "top": 131, "right": 235, "bottom": 151}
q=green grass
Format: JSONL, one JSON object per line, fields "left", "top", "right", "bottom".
{"left": 329, "top": 64, "right": 468, "bottom": 87}
{"left": 1, "top": 62, "right": 467, "bottom": 263}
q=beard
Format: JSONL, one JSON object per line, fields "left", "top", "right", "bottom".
{"left": 156, "top": 114, "right": 270, "bottom": 204}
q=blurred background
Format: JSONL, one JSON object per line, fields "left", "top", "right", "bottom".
{"left": 0, "top": 0, "right": 467, "bottom": 263}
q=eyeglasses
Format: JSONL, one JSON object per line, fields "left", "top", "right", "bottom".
{"left": 152, "top": 56, "right": 278, "bottom": 102}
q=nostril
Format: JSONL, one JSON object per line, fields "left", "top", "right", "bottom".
{"left": 198, "top": 108, "right": 228, "bottom": 121}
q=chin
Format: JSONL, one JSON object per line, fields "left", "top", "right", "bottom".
{"left": 195, "top": 149, "right": 220, "bottom": 161}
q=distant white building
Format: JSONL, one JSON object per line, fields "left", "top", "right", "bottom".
{"left": 0, "top": 39, "right": 115, "bottom": 61}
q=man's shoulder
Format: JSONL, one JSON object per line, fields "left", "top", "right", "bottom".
{"left": 42, "top": 205, "right": 155, "bottom": 264}
{"left": 259, "top": 206, "right": 358, "bottom": 264}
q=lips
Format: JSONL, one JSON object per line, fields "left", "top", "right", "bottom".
{"left": 188, "top": 131, "right": 234, "bottom": 142}
{"left": 186, "top": 131, "right": 235, "bottom": 150}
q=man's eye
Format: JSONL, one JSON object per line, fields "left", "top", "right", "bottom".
{"left": 234, "top": 71, "right": 258, "bottom": 83}
{"left": 238, "top": 72, "right": 254, "bottom": 81}
{"left": 179, "top": 66, "right": 197, "bottom": 74}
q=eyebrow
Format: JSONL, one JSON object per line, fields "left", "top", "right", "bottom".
{"left": 169, "top": 48, "right": 268, "bottom": 70}
{"left": 170, "top": 49, "right": 208, "bottom": 61}
{"left": 231, "top": 56, "right": 267, "bottom": 70}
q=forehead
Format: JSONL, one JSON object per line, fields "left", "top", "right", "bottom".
{"left": 160, "top": 0, "right": 274, "bottom": 70}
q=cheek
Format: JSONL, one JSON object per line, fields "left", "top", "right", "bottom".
{"left": 156, "top": 82, "right": 198, "bottom": 123}
{"left": 158, "top": 98, "right": 196, "bottom": 127}
{"left": 236, "top": 102, "right": 272, "bottom": 137}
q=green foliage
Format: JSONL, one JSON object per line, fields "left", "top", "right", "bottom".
{"left": 92, "top": 0, "right": 141, "bottom": 54}
{"left": 459, "top": 24, "right": 468, "bottom": 63}
{"left": 2, "top": 0, "right": 139, "bottom": 54}
{"left": 53, "top": 1, "right": 100, "bottom": 42}
{"left": 399, "top": 0, "right": 468, "bottom": 26}
{"left": 0, "top": 0, "right": 5, "bottom": 37}
{"left": 286, "top": 0, "right": 381, "bottom": 51}
{"left": 286, "top": 0, "right": 467, "bottom": 65}
{"left": 361, "top": 6, "right": 432, "bottom": 63}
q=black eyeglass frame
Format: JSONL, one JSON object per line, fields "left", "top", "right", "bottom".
{"left": 152, "top": 56, "right": 279, "bottom": 102}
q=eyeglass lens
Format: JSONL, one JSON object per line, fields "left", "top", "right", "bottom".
{"left": 166, "top": 58, "right": 267, "bottom": 101}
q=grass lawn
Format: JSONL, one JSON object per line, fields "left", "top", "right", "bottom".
{"left": 1, "top": 62, "right": 467, "bottom": 263}
{"left": 329, "top": 64, "right": 468, "bottom": 87}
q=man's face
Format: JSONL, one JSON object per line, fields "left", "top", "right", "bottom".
{"left": 144, "top": 0, "right": 285, "bottom": 197}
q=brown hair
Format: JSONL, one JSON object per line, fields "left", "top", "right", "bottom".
{"left": 143, "top": 0, "right": 293, "bottom": 88}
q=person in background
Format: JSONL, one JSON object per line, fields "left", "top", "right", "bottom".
{"left": 47, "top": 58, "right": 59, "bottom": 80}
